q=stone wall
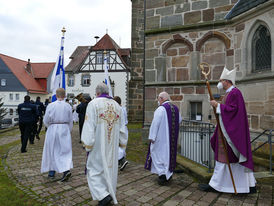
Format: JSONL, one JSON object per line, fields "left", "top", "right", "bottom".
{"left": 131, "top": 0, "right": 274, "bottom": 130}
{"left": 129, "top": 0, "right": 145, "bottom": 122}
{"left": 145, "top": 0, "right": 236, "bottom": 30}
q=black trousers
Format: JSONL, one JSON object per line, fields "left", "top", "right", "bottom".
{"left": 79, "top": 121, "right": 84, "bottom": 141}
{"left": 36, "top": 116, "right": 43, "bottom": 136}
{"left": 19, "top": 122, "right": 33, "bottom": 152}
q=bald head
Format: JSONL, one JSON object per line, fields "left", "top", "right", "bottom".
{"left": 158, "top": 92, "right": 170, "bottom": 105}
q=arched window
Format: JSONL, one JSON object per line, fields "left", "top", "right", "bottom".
{"left": 252, "top": 25, "right": 271, "bottom": 72}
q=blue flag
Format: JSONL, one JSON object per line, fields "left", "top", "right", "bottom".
{"left": 104, "top": 54, "right": 113, "bottom": 97}
{"left": 50, "top": 35, "right": 65, "bottom": 102}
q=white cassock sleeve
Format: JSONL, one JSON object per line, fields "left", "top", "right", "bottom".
{"left": 119, "top": 108, "right": 127, "bottom": 148}
{"left": 43, "top": 106, "right": 50, "bottom": 128}
{"left": 148, "top": 107, "right": 164, "bottom": 142}
{"left": 81, "top": 103, "right": 96, "bottom": 152}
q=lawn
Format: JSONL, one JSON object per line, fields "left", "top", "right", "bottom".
{"left": 126, "top": 123, "right": 148, "bottom": 165}
{"left": 0, "top": 129, "right": 45, "bottom": 206}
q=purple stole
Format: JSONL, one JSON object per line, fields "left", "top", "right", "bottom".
{"left": 145, "top": 102, "right": 180, "bottom": 172}
{"left": 97, "top": 93, "right": 113, "bottom": 99}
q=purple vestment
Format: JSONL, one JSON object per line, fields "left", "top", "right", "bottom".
{"left": 210, "top": 87, "right": 254, "bottom": 171}
{"left": 145, "top": 102, "right": 180, "bottom": 172}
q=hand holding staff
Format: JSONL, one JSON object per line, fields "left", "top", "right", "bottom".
{"left": 199, "top": 62, "right": 237, "bottom": 194}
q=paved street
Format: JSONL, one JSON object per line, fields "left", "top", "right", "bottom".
{"left": 2, "top": 125, "right": 273, "bottom": 205}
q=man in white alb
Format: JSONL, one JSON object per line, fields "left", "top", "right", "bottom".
{"left": 41, "top": 88, "right": 73, "bottom": 182}
{"left": 145, "top": 92, "right": 182, "bottom": 185}
{"left": 81, "top": 83, "right": 127, "bottom": 206}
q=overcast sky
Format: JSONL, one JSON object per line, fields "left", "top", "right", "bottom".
{"left": 0, "top": 0, "right": 132, "bottom": 66}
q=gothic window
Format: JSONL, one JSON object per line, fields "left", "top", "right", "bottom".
{"left": 82, "top": 74, "right": 91, "bottom": 86}
{"left": 252, "top": 25, "right": 271, "bottom": 72}
{"left": 68, "top": 74, "right": 74, "bottom": 87}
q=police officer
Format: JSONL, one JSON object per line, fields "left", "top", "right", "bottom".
{"left": 35, "top": 96, "right": 45, "bottom": 140}
{"left": 18, "top": 95, "right": 37, "bottom": 153}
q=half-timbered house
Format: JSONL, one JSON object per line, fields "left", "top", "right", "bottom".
{"left": 65, "top": 33, "right": 131, "bottom": 108}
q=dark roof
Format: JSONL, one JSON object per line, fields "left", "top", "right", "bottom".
{"left": 65, "top": 46, "right": 90, "bottom": 72}
{"left": 0, "top": 53, "right": 55, "bottom": 94}
{"left": 225, "top": 0, "right": 270, "bottom": 19}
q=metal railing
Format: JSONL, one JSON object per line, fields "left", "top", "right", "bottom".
{"left": 178, "top": 120, "right": 215, "bottom": 172}
{"left": 251, "top": 129, "right": 274, "bottom": 174}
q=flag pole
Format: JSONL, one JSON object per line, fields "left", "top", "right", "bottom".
{"left": 199, "top": 62, "right": 237, "bottom": 194}
{"left": 50, "top": 27, "right": 66, "bottom": 102}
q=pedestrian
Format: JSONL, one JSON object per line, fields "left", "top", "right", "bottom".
{"left": 35, "top": 96, "right": 45, "bottom": 140}
{"left": 198, "top": 68, "right": 256, "bottom": 193}
{"left": 145, "top": 92, "right": 182, "bottom": 186}
{"left": 72, "top": 101, "right": 79, "bottom": 123}
{"left": 76, "top": 94, "right": 89, "bottom": 143}
{"left": 113, "top": 96, "right": 129, "bottom": 171}
{"left": 41, "top": 88, "right": 73, "bottom": 182}
{"left": 17, "top": 95, "right": 37, "bottom": 153}
{"left": 29, "top": 99, "right": 38, "bottom": 144}
{"left": 81, "top": 83, "right": 127, "bottom": 206}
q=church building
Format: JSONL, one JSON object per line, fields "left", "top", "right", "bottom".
{"left": 130, "top": 0, "right": 274, "bottom": 131}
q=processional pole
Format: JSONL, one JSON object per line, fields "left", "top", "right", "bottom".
{"left": 199, "top": 62, "right": 237, "bottom": 194}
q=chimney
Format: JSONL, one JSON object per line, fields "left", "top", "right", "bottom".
{"left": 94, "top": 36, "right": 100, "bottom": 44}
{"left": 25, "top": 59, "right": 33, "bottom": 76}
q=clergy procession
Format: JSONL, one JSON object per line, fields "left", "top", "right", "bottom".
{"left": 13, "top": 66, "right": 261, "bottom": 205}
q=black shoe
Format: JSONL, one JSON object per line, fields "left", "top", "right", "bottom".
{"left": 36, "top": 135, "right": 40, "bottom": 140}
{"left": 21, "top": 150, "right": 27, "bottom": 153}
{"left": 198, "top": 184, "right": 217, "bottom": 192}
{"left": 60, "top": 171, "right": 71, "bottom": 182}
{"left": 158, "top": 175, "right": 168, "bottom": 186}
{"left": 120, "top": 160, "right": 128, "bottom": 171}
{"left": 98, "top": 195, "right": 112, "bottom": 206}
{"left": 249, "top": 186, "right": 257, "bottom": 194}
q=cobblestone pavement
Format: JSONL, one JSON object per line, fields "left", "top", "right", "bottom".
{"left": 2, "top": 125, "right": 273, "bottom": 205}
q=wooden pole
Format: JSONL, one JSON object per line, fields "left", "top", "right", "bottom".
{"left": 200, "top": 62, "right": 237, "bottom": 194}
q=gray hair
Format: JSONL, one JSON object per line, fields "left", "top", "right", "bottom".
{"left": 96, "top": 83, "right": 109, "bottom": 94}
{"left": 159, "top": 91, "right": 170, "bottom": 101}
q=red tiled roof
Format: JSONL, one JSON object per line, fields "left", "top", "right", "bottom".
{"left": 32, "top": 62, "right": 55, "bottom": 78}
{"left": 92, "top": 34, "right": 120, "bottom": 51}
{"left": 0, "top": 53, "right": 55, "bottom": 94}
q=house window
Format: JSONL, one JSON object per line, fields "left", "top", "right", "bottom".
{"left": 9, "top": 94, "right": 13, "bottom": 101}
{"left": 16, "top": 109, "right": 18, "bottom": 115}
{"left": 9, "top": 108, "right": 13, "bottom": 115}
{"left": 96, "top": 52, "right": 103, "bottom": 64}
{"left": 252, "top": 25, "right": 271, "bottom": 72}
{"left": 82, "top": 74, "right": 91, "bottom": 86}
{"left": 190, "top": 102, "right": 202, "bottom": 121}
{"left": 15, "top": 94, "right": 19, "bottom": 101}
{"left": 1, "top": 79, "right": 6, "bottom": 86}
{"left": 68, "top": 74, "right": 74, "bottom": 87}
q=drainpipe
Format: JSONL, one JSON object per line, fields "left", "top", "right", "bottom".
{"left": 142, "top": 0, "right": 146, "bottom": 127}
